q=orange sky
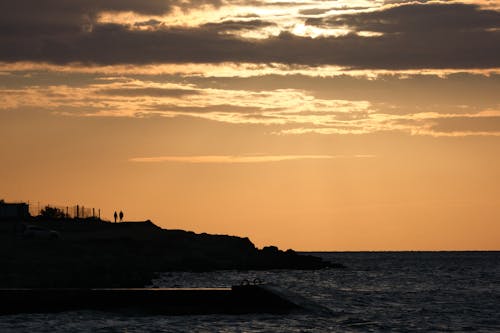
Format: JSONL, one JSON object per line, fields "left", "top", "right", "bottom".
{"left": 1, "top": 0, "right": 499, "bottom": 250}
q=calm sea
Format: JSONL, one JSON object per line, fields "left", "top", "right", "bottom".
{"left": 1, "top": 252, "right": 498, "bottom": 332}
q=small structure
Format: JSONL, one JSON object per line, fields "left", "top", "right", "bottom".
{"left": 0, "top": 200, "right": 30, "bottom": 219}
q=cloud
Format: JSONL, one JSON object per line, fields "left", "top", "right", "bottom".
{"left": 184, "top": 72, "right": 500, "bottom": 110}
{"left": 309, "top": 3, "right": 500, "bottom": 33}
{"left": 129, "top": 154, "right": 374, "bottom": 163}
{"left": 149, "top": 104, "right": 270, "bottom": 114}
{"left": 201, "top": 19, "right": 277, "bottom": 32}
{"left": 98, "top": 87, "right": 200, "bottom": 97}
{"left": 2, "top": 72, "right": 499, "bottom": 137}
{"left": 0, "top": 0, "right": 210, "bottom": 42}
{"left": 280, "top": 110, "right": 500, "bottom": 137}
{"left": 0, "top": 2, "right": 498, "bottom": 69}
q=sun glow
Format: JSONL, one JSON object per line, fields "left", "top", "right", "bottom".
{"left": 1, "top": 0, "right": 499, "bottom": 252}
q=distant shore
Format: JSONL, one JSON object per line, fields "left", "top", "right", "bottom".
{"left": 0, "top": 217, "right": 344, "bottom": 288}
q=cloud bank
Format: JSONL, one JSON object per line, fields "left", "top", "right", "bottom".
{"left": 0, "top": 2, "right": 498, "bottom": 69}
{"left": 1, "top": 1, "right": 499, "bottom": 138}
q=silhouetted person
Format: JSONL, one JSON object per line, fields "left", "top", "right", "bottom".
{"left": 119, "top": 211, "right": 123, "bottom": 222}
{"left": 114, "top": 211, "right": 117, "bottom": 223}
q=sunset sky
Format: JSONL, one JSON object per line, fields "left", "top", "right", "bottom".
{"left": 1, "top": 0, "right": 499, "bottom": 250}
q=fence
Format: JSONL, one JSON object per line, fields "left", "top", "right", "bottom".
{"left": 28, "top": 202, "right": 101, "bottom": 219}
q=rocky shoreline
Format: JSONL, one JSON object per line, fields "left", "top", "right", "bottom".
{"left": 0, "top": 218, "right": 344, "bottom": 288}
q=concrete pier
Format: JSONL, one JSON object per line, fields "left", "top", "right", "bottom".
{"left": 0, "top": 285, "right": 300, "bottom": 315}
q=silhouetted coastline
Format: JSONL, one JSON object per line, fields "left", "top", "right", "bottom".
{"left": 0, "top": 217, "right": 343, "bottom": 288}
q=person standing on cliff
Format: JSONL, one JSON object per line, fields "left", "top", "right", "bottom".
{"left": 119, "top": 211, "right": 123, "bottom": 222}
{"left": 114, "top": 211, "right": 117, "bottom": 223}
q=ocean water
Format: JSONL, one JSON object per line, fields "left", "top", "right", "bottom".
{"left": 1, "top": 252, "right": 499, "bottom": 332}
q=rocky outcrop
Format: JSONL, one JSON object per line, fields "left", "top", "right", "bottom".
{"left": 0, "top": 219, "right": 343, "bottom": 287}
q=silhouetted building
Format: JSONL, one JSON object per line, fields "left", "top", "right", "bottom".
{"left": 0, "top": 200, "right": 30, "bottom": 219}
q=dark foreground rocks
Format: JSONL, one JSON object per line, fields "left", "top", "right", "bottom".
{"left": 0, "top": 219, "right": 344, "bottom": 288}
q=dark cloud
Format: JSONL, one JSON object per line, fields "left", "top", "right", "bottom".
{"left": 0, "top": 1, "right": 152, "bottom": 33}
{"left": 98, "top": 87, "right": 201, "bottom": 97}
{"left": 383, "top": 0, "right": 430, "bottom": 5}
{"left": 239, "top": 1, "right": 311, "bottom": 7}
{"left": 309, "top": 3, "right": 500, "bottom": 33}
{"left": 299, "top": 8, "right": 333, "bottom": 16}
{"left": 233, "top": 13, "right": 261, "bottom": 19}
{"left": 201, "top": 20, "right": 277, "bottom": 32}
{"left": 0, "top": 2, "right": 498, "bottom": 69}
{"left": 134, "top": 19, "right": 164, "bottom": 28}
{"left": 299, "top": 6, "right": 371, "bottom": 16}
{"left": 0, "top": 0, "right": 221, "bottom": 35}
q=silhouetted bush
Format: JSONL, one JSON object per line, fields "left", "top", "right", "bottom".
{"left": 40, "top": 206, "right": 66, "bottom": 219}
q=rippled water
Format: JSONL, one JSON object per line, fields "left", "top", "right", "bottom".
{"left": 1, "top": 252, "right": 499, "bottom": 332}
